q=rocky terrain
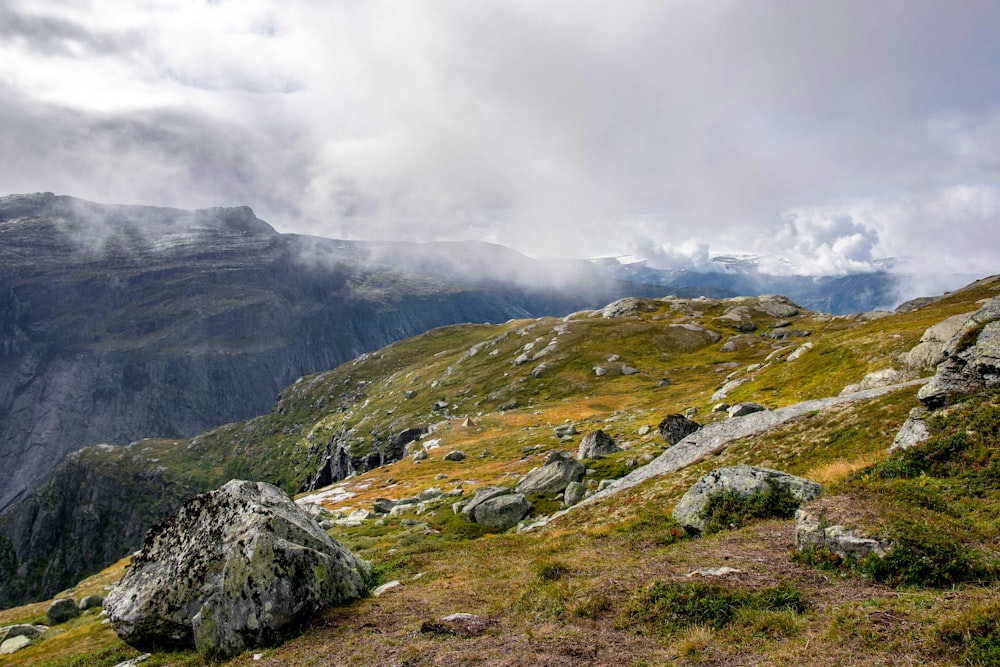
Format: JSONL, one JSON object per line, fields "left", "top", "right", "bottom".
{"left": 1, "top": 273, "right": 998, "bottom": 665}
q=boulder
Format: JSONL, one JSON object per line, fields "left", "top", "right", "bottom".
{"left": 515, "top": 451, "right": 585, "bottom": 496}
{"left": 919, "top": 296, "right": 1000, "bottom": 408}
{"left": 563, "top": 481, "right": 587, "bottom": 507}
{"left": 105, "top": 480, "right": 370, "bottom": 659}
{"left": 47, "top": 597, "right": 80, "bottom": 625}
{"left": 727, "top": 402, "right": 765, "bottom": 418}
{"left": 79, "top": 594, "right": 105, "bottom": 611}
{"left": 444, "top": 450, "right": 466, "bottom": 461}
{"left": 553, "top": 423, "right": 577, "bottom": 438}
{"left": 899, "top": 312, "right": 973, "bottom": 369}
{"left": 0, "top": 634, "right": 33, "bottom": 654}
{"left": 795, "top": 506, "right": 887, "bottom": 560}
{"left": 889, "top": 407, "right": 930, "bottom": 452}
{"left": 657, "top": 414, "right": 701, "bottom": 445}
{"left": 459, "top": 487, "right": 530, "bottom": 530}
{"left": 577, "top": 430, "right": 620, "bottom": 460}
{"left": 839, "top": 368, "right": 913, "bottom": 395}
{"left": 672, "top": 465, "right": 822, "bottom": 534}
{"left": 0, "top": 624, "right": 44, "bottom": 645}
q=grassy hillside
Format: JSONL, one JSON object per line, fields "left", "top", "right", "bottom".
{"left": 3, "top": 276, "right": 999, "bottom": 666}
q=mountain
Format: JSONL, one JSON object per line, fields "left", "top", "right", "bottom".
{"left": 1, "top": 193, "right": 682, "bottom": 514}
{"left": 1, "top": 274, "right": 998, "bottom": 665}
{"left": 588, "top": 254, "right": 902, "bottom": 313}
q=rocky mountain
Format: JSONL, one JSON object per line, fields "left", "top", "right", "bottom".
{"left": 1, "top": 193, "right": 682, "bottom": 514}
{"left": 1, "top": 275, "right": 998, "bottom": 665}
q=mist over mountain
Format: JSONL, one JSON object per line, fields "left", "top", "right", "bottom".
{"left": 0, "top": 193, "right": 679, "bottom": 514}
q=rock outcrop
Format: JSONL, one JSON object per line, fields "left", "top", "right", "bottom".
{"left": 794, "top": 505, "right": 888, "bottom": 561}
{"left": 105, "top": 480, "right": 370, "bottom": 659}
{"left": 672, "top": 465, "right": 822, "bottom": 534}
{"left": 918, "top": 296, "right": 1000, "bottom": 408}
{"left": 516, "top": 451, "right": 585, "bottom": 496}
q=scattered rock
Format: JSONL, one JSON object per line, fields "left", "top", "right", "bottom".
{"left": 404, "top": 390, "right": 417, "bottom": 399}
{"left": 553, "top": 423, "right": 577, "bottom": 438}
{"left": 372, "top": 581, "right": 402, "bottom": 597}
{"left": 0, "top": 624, "right": 44, "bottom": 645}
{"left": 420, "top": 612, "right": 489, "bottom": 637}
{"left": 413, "top": 449, "right": 428, "bottom": 462}
{"left": 530, "top": 363, "right": 547, "bottom": 378}
{"left": 621, "top": 365, "right": 639, "bottom": 375}
{"left": 79, "top": 594, "right": 105, "bottom": 611}
{"left": 840, "top": 368, "right": 914, "bottom": 395}
{"left": 727, "top": 402, "right": 765, "bottom": 418}
{"left": 47, "top": 597, "right": 80, "bottom": 625}
{"left": 563, "top": 481, "right": 587, "bottom": 507}
{"left": 795, "top": 505, "right": 888, "bottom": 560}
{"left": 431, "top": 400, "right": 450, "bottom": 411}
{"left": 711, "top": 377, "right": 750, "bottom": 402}
{"left": 753, "top": 298, "right": 800, "bottom": 318}
{"left": 890, "top": 407, "right": 931, "bottom": 452}
{"left": 637, "top": 425, "right": 651, "bottom": 436}
{"left": 373, "top": 498, "right": 396, "bottom": 514}
{"left": 1, "top": 635, "right": 34, "bottom": 654}
{"left": 686, "top": 567, "right": 743, "bottom": 578}
{"left": 899, "top": 312, "right": 973, "bottom": 369}
{"left": 786, "top": 342, "right": 813, "bottom": 361}
{"left": 672, "top": 464, "right": 822, "bottom": 534}
{"left": 657, "top": 414, "right": 702, "bottom": 445}
{"left": 711, "top": 402, "right": 730, "bottom": 413}
{"left": 577, "top": 430, "right": 620, "bottom": 459}
{"left": 105, "top": 480, "right": 370, "bottom": 659}
{"left": 593, "top": 366, "right": 607, "bottom": 377}
{"left": 111, "top": 654, "right": 151, "bottom": 667}
{"left": 459, "top": 487, "right": 530, "bottom": 530}
{"left": 418, "top": 487, "right": 443, "bottom": 500}
{"left": 515, "top": 451, "right": 586, "bottom": 495}
{"left": 444, "top": 450, "right": 466, "bottom": 461}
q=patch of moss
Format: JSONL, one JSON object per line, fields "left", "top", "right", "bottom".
{"left": 700, "top": 482, "right": 802, "bottom": 535}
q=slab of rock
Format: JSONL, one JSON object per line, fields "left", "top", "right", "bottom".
{"left": 919, "top": 296, "right": 1000, "bottom": 408}
{"left": 840, "top": 368, "right": 914, "bottom": 396}
{"left": 444, "top": 450, "right": 466, "bottom": 461}
{"left": 79, "top": 594, "right": 105, "bottom": 611}
{"left": 899, "top": 312, "right": 973, "bottom": 369}
{"left": 460, "top": 487, "right": 530, "bottom": 530}
{"left": 515, "top": 451, "right": 585, "bottom": 495}
{"left": 672, "top": 464, "right": 822, "bottom": 534}
{"left": 47, "top": 597, "right": 80, "bottom": 625}
{"left": 0, "top": 634, "right": 33, "bottom": 654}
{"left": 795, "top": 506, "right": 887, "bottom": 560}
{"left": 577, "top": 430, "right": 619, "bottom": 459}
{"left": 106, "top": 480, "right": 370, "bottom": 659}
{"left": 0, "top": 624, "right": 44, "bottom": 645}
{"left": 727, "top": 402, "right": 765, "bottom": 418}
{"left": 563, "top": 481, "right": 587, "bottom": 507}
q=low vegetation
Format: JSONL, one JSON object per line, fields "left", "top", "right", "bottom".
{"left": 3, "top": 276, "right": 1000, "bottom": 665}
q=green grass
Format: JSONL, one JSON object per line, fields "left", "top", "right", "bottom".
{"left": 700, "top": 482, "right": 803, "bottom": 535}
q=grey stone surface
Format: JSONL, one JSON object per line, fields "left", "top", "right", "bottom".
{"left": 515, "top": 452, "right": 585, "bottom": 496}
{"left": 899, "top": 312, "right": 972, "bottom": 369}
{"left": 459, "top": 486, "right": 530, "bottom": 530}
{"left": 563, "top": 481, "right": 587, "bottom": 507}
{"left": 0, "top": 634, "right": 33, "bottom": 654}
{"left": 79, "top": 594, "right": 105, "bottom": 611}
{"left": 727, "top": 402, "right": 765, "bottom": 418}
{"left": 890, "top": 407, "right": 931, "bottom": 452}
{"left": 577, "top": 430, "right": 620, "bottom": 460}
{"left": 47, "top": 597, "right": 80, "bottom": 625}
{"left": 657, "top": 414, "right": 701, "bottom": 445}
{"left": 672, "top": 464, "right": 822, "bottom": 534}
{"left": 919, "top": 296, "right": 1000, "bottom": 408}
{"left": 795, "top": 506, "right": 888, "bottom": 560}
{"left": 105, "top": 480, "right": 370, "bottom": 659}
{"left": 444, "top": 450, "right": 466, "bottom": 461}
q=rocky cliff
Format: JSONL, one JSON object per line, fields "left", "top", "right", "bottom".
{"left": 0, "top": 193, "right": 666, "bottom": 514}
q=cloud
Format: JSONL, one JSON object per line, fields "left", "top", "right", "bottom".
{"left": 0, "top": 1, "right": 998, "bottom": 278}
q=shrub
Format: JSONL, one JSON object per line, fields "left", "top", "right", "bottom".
{"left": 700, "top": 482, "right": 802, "bottom": 535}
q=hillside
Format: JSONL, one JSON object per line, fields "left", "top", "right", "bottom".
{"left": 1, "top": 275, "right": 998, "bottom": 665}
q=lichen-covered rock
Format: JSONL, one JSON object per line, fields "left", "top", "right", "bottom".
{"left": 47, "top": 597, "right": 80, "bottom": 625}
{"left": 79, "top": 594, "right": 105, "bottom": 611}
{"left": 795, "top": 506, "right": 888, "bottom": 560}
{"left": 672, "top": 464, "right": 822, "bottom": 534}
{"left": 0, "top": 634, "right": 33, "bottom": 654}
{"left": 515, "top": 451, "right": 585, "bottom": 496}
{"left": 577, "top": 430, "right": 619, "bottom": 459}
{"left": 105, "top": 480, "right": 370, "bottom": 659}
{"left": 899, "top": 312, "right": 973, "bottom": 369}
{"left": 919, "top": 296, "right": 1000, "bottom": 408}
{"left": 657, "top": 414, "right": 701, "bottom": 445}
{"left": 563, "top": 481, "right": 587, "bottom": 507}
{"left": 459, "top": 487, "right": 530, "bottom": 530}
{"left": 890, "top": 407, "right": 930, "bottom": 452}
{"left": 0, "top": 624, "right": 44, "bottom": 645}
{"left": 727, "top": 402, "right": 765, "bottom": 418}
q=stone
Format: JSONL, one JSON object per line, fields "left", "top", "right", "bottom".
{"left": 899, "top": 312, "right": 972, "bottom": 369}
{"left": 711, "top": 377, "right": 750, "bottom": 402}
{"left": 47, "top": 597, "right": 81, "bottom": 625}
{"left": 515, "top": 452, "right": 586, "bottom": 496}
{"left": 621, "top": 365, "right": 639, "bottom": 375}
{"left": 0, "top": 624, "right": 44, "bottom": 645}
{"left": 404, "top": 390, "right": 417, "bottom": 399}
{"left": 553, "top": 423, "right": 577, "bottom": 438}
{"left": 637, "top": 425, "right": 651, "bottom": 436}
{"left": 672, "top": 464, "right": 822, "bottom": 534}
{"left": 919, "top": 297, "right": 1000, "bottom": 408}
{"left": 577, "top": 430, "right": 620, "bottom": 460}
{"left": 786, "top": 342, "right": 813, "bottom": 361}
{"left": 79, "top": 594, "right": 105, "bottom": 611}
{"left": 431, "top": 400, "right": 449, "bottom": 411}
{"left": 111, "top": 654, "right": 151, "bottom": 667}
{"left": 727, "top": 402, "right": 765, "bottom": 418}
{"left": 372, "top": 581, "right": 401, "bottom": 597}
{"left": 105, "top": 480, "right": 370, "bottom": 659}
{"left": 413, "top": 449, "right": 428, "bottom": 462}
{"left": 593, "top": 366, "right": 607, "bottom": 377}
{"left": 711, "top": 402, "right": 730, "bottom": 413}
{"left": 444, "top": 450, "right": 466, "bottom": 461}
{"left": 890, "top": 407, "right": 931, "bottom": 452}
{"left": 840, "top": 368, "right": 913, "bottom": 395}
{"left": 372, "top": 498, "right": 396, "bottom": 514}
{"left": 753, "top": 298, "right": 800, "bottom": 318}
{"left": 657, "top": 414, "right": 701, "bottom": 445}
{"left": 563, "top": 481, "right": 587, "bottom": 507}
{"left": 418, "top": 487, "right": 443, "bottom": 500}
{"left": 795, "top": 506, "right": 887, "bottom": 561}
{"left": 0, "top": 635, "right": 33, "bottom": 654}
{"left": 459, "top": 487, "right": 530, "bottom": 530}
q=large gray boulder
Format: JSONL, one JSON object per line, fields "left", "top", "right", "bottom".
{"left": 47, "top": 597, "right": 80, "bottom": 625}
{"left": 105, "top": 480, "right": 371, "bottom": 659}
{"left": 577, "top": 430, "right": 620, "bottom": 459}
{"left": 460, "top": 487, "right": 530, "bottom": 530}
{"left": 899, "top": 312, "right": 973, "bottom": 369}
{"left": 919, "top": 296, "right": 1000, "bottom": 408}
{"left": 515, "top": 451, "right": 585, "bottom": 496}
{"left": 672, "top": 465, "right": 822, "bottom": 534}
{"left": 657, "top": 414, "right": 701, "bottom": 445}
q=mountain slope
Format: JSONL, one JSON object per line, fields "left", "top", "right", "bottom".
{"left": 1, "top": 193, "right": 677, "bottom": 513}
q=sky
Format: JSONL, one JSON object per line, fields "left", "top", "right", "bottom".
{"left": 1, "top": 1, "right": 999, "bottom": 282}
